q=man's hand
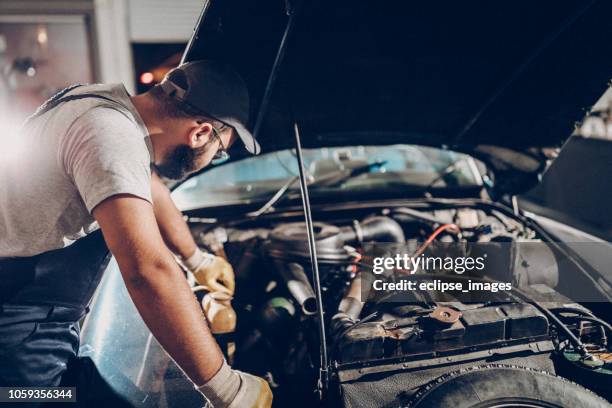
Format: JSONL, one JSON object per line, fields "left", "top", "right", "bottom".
{"left": 184, "top": 248, "right": 235, "bottom": 295}
{"left": 197, "top": 360, "right": 273, "bottom": 408}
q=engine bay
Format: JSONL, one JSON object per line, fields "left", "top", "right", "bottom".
{"left": 188, "top": 201, "right": 612, "bottom": 406}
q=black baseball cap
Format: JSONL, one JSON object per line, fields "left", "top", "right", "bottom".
{"left": 159, "top": 60, "right": 261, "bottom": 155}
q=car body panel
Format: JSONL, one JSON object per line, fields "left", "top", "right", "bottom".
{"left": 80, "top": 259, "right": 202, "bottom": 407}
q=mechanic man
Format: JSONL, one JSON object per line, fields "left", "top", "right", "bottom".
{"left": 0, "top": 60, "right": 272, "bottom": 407}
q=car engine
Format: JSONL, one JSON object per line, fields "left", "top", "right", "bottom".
{"left": 189, "top": 202, "right": 611, "bottom": 407}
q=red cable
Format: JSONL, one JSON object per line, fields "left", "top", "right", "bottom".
{"left": 396, "top": 223, "right": 461, "bottom": 275}
{"left": 416, "top": 223, "right": 461, "bottom": 257}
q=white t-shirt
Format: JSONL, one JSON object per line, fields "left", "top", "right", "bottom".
{"left": 0, "top": 84, "right": 153, "bottom": 257}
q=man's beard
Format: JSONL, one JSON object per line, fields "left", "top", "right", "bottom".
{"left": 153, "top": 145, "right": 206, "bottom": 180}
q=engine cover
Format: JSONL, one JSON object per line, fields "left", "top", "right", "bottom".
{"left": 336, "top": 303, "right": 550, "bottom": 364}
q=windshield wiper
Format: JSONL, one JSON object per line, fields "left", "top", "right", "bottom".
{"left": 247, "top": 175, "right": 300, "bottom": 217}
{"left": 247, "top": 160, "right": 387, "bottom": 217}
{"left": 423, "top": 159, "right": 465, "bottom": 197}
{"left": 309, "top": 160, "right": 387, "bottom": 189}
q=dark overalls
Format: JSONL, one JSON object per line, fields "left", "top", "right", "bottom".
{"left": 0, "top": 87, "right": 133, "bottom": 404}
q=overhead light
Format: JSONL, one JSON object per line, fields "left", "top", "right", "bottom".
{"left": 140, "top": 72, "right": 154, "bottom": 85}
{"left": 37, "top": 26, "right": 48, "bottom": 45}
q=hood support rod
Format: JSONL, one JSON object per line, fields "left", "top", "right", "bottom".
{"left": 293, "top": 122, "right": 329, "bottom": 397}
{"left": 252, "top": 0, "right": 301, "bottom": 140}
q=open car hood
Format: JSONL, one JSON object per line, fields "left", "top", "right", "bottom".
{"left": 183, "top": 0, "right": 611, "bottom": 195}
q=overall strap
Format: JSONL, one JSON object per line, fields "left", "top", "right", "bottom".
{"left": 25, "top": 84, "right": 118, "bottom": 124}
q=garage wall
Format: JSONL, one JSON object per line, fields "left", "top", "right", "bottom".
{"left": 94, "top": 0, "right": 134, "bottom": 92}
{"left": 128, "top": 0, "right": 204, "bottom": 43}
{"left": 0, "top": 0, "right": 99, "bottom": 80}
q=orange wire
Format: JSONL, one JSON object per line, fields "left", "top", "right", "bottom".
{"left": 397, "top": 223, "right": 461, "bottom": 275}
{"left": 415, "top": 223, "right": 461, "bottom": 257}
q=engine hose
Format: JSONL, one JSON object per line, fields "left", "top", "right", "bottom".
{"left": 333, "top": 215, "right": 403, "bottom": 330}
{"left": 276, "top": 261, "right": 317, "bottom": 316}
{"left": 332, "top": 220, "right": 441, "bottom": 336}
{"left": 387, "top": 207, "right": 443, "bottom": 225}
{"left": 550, "top": 306, "right": 612, "bottom": 336}
{"left": 337, "top": 271, "right": 366, "bottom": 320}
{"left": 340, "top": 216, "right": 405, "bottom": 244}
{"left": 536, "top": 304, "right": 589, "bottom": 356}
{"left": 503, "top": 288, "right": 591, "bottom": 357}
{"left": 332, "top": 271, "right": 368, "bottom": 337}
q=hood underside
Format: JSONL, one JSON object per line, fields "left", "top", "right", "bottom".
{"left": 183, "top": 0, "right": 611, "bottom": 194}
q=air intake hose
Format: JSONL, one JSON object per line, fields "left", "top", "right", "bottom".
{"left": 340, "top": 216, "right": 405, "bottom": 244}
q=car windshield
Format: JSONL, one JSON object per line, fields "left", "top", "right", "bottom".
{"left": 172, "top": 144, "right": 483, "bottom": 210}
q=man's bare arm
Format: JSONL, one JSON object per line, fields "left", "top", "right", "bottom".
{"left": 151, "top": 172, "right": 197, "bottom": 259}
{"left": 93, "top": 194, "right": 223, "bottom": 385}
{"left": 150, "top": 173, "right": 236, "bottom": 294}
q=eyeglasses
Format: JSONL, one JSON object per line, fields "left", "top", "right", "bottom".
{"left": 198, "top": 119, "right": 231, "bottom": 165}
{"left": 210, "top": 124, "right": 230, "bottom": 165}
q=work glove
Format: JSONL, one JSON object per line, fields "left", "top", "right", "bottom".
{"left": 197, "top": 360, "right": 273, "bottom": 408}
{"left": 183, "top": 248, "right": 236, "bottom": 295}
